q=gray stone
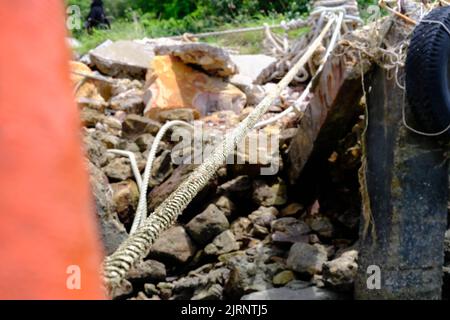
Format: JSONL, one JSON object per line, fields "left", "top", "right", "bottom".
{"left": 144, "top": 283, "right": 159, "bottom": 297}
{"left": 241, "top": 286, "right": 340, "bottom": 300}
{"left": 110, "top": 179, "right": 139, "bottom": 226}
{"left": 155, "top": 108, "right": 196, "bottom": 123}
{"left": 110, "top": 279, "right": 133, "bottom": 300}
{"left": 110, "top": 89, "right": 145, "bottom": 114}
{"left": 80, "top": 108, "right": 105, "bottom": 128}
{"left": 127, "top": 259, "right": 167, "bottom": 283}
{"left": 154, "top": 42, "right": 237, "bottom": 77}
{"left": 123, "top": 114, "right": 161, "bottom": 138}
{"left": 205, "top": 230, "right": 240, "bottom": 256}
{"left": 215, "top": 196, "right": 235, "bottom": 217}
{"left": 90, "top": 40, "right": 155, "bottom": 79}
{"left": 186, "top": 204, "right": 230, "bottom": 245}
{"left": 223, "top": 247, "right": 284, "bottom": 299}
{"left": 134, "top": 133, "right": 155, "bottom": 152}
{"left": 323, "top": 250, "right": 358, "bottom": 292}
{"left": 103, "top": 157, "right": 134, "bottom": 181}
{"left": 287, "top": 243, "right": 328, "bottom": 276}
{"left": 230, "top": 217, "right": 252, "bottom": 240}
{"left": 248, "top": 206, "right": 278, "bottom": 228}
{"left": 252, "top": 179, "right": 287, "bottom": 207}
{"left": 87, "top": 161, "right": 113, "bottom": 219}
{"left": 271, "top": 218, "right": 311, "bottom": 244}
{"left": 218, "top": 175, "right": 252, "bottom": 194}
{"left": 191, "top": 284, "right": 224, "bottom": 300}
{"left": 149, "top": 226, "right": 197, "bottom": 265}
{"left": 280, "top": 203, "right": 304, "bottom": 217}
{"left": 83, "top": 131, "right": 108, "bottom": 167}
{"left": 150, "top": 150, "right": 174, "bottom": 186}
{"left": 100, "top": 218, "right": 128, "bottom": 256}
{"left": 306, "top": 215, "right": 335, "bottom": 238}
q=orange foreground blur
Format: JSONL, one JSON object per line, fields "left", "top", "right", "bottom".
{"left": 0, "top": 1, "right": 104, "bottom": 299}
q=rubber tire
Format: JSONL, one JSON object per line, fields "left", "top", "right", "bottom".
{"left": 406, "top": 6, "right": 450, "bottom": 136}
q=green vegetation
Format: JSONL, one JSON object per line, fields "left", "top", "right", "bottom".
{"left": 67, "top": 0, "right": 377, "bottom": 54}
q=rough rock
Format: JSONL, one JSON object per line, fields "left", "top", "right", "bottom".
{"left": 70, "top": 61, "right": 105, "bottom": 103}
{"left": 80, "top": 108, "right": 105, "bottom": 128}
{"left": 87, "top": 161, "right": 113, "bottom": 219}
{"left": 230, "top": 54, "right": 276, "bottom": 84}
{"left": 322, "top": 250, "right": 358, "bottom": 291}
{"left": 205, "top": 230, "right": 240, "bottom": 256}
{"left": 223, "top": 246, "right": 285, "bottom": 299}
{"left": 155, "top": 42, "right": 238, "bottom": 77}
{"left": 270, "top": 218, "right": 311, "bottom": 244}
{"left": 148, "top": 164, "right": 217, "bottom": 211}
{"left": 230, "top": 217, "right": 252, "bottom": 240}
{"left": 127, "top": 259, "right": 167, "bottom": 284}
{"left": 241, "top": 286, "right": 340, "bottom": 300}
{"left": 144, "top": 283, "right": 160, "bottom": 297}
{"left": 272, "top": 270, "right": 295, "bottom": 286}
{"left": 122, "top": 114, "right": 161, "bottom": 139}
{"left": 143, "top": 56, "right": 246, "bottom": 120}
{"left": 149, "top": 226, "right": 197, "bottom": 265}
{"left": 110, "top": 279, "right": 133, "bottom": 300}
{"left": 103, "top": 157, "right": 134, "bottom": 181}
{"left": 87, "top": 161, "right": 128, "bottom": 255}
{"left": 110, "top": 89, "right": 145, "bottom": 114}
{"left": 186, "top": 204, "right": 230, "bottom": 245}
{"left": 217, "top": 175, "right": 252, "bottom": 194}
{"left": 192, "top": 284, "right": 224, "bottom": 300}
{"left": 100, "top": 217, "right": 128, "bottom": 256}
{"left": 149, "top": 150, "right": 173, "bottom": 186}
{"left": 90, "top": 40, "right": 155, "bottom": 79}
{"left": 229, "top": 76, "right": 266, "bottom": 106}
{"left": 83, "top": 131, "right": 108, "bottom": 167}
{"left": 252, "top": 179, "right": 287, "bottom": 207}
{"left": 92, "top": 130, "right": 121, "bottom": 149}
{"left": 280, "top": 203, "right": 304, "bottom": 217}
{"left": 168, "top": 267, "right": 230, "bottom": 300}
{"left": 111, "top": 180, "right": 139, "bottom": 226}
{"left": 214, "top": 196, "right": 235, "bottom": 217}
{"left": 306, "top": 215, "right": 335, "bottom": 238}
{"left": 134, "top": 133, "right": 155, "bottom": 152}
{"left": 248, "top": 206, "right": 278, "bottom": 228}
{"left": 287, "top": 243, "right": 328, "bottom": 276}
{"left": 156, "top": 108, "right": 196, "bottom": 123}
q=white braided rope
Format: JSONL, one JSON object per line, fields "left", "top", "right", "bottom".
{"left": 129, "top": 120, "right": 194, "bottom": 235}
{"left": 107, "top": 150, "right": 143, "bottom": 191}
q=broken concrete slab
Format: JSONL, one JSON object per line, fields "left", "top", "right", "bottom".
{"left": 143, "top": 55, "right": 246, "bottom": 120}
{"left": 154, "top": 42, "right": 237, "bottom": 77}
{"left": 90, "top": 40, "right": 155, "bottom": 79}
{"left": 230, "top": 54, "right": 276, "bottom": 84}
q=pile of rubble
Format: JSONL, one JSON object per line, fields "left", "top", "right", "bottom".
{"left": 74, "top": 1, "right": 450, "bottom": 300}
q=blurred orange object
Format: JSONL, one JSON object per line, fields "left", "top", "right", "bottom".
{"left": 0, "top": 1, "right": 104, "bottom": 299}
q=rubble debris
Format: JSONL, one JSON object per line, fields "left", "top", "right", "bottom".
{"left": 143, "top": 55, "right": 246, "bottom": 120}
{"left": 186, "top": 204, "right": 230, "bottom": 245}
{"left": 154, "top": 42, "right": 238, "bottom": 77}
{"left": 90, "top": 40, "right": 155, "bottom": 79}
{"left": 148, "top": 226, "right": 197, "bottom": 265}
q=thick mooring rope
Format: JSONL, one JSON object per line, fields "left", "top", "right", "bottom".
{"left": 102, "top": 18, "right": 336, "bottom": 289}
